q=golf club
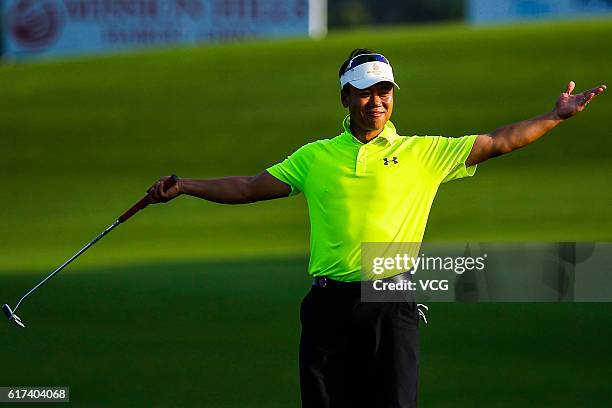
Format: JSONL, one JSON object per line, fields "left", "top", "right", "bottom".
{"left": 2, "top": 174, "right": 179, "bottom": 328}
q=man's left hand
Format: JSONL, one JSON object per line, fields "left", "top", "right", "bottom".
{"left": 555, "top": 81, "right": 606, "bottom": 120}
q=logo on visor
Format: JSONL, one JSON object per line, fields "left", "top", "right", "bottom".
{"left": 367, "top": 63, "right": 382, "bottom": 74}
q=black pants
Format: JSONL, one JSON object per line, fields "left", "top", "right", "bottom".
{"left": 299, "top": 283, "right": 419, "bottom": 408}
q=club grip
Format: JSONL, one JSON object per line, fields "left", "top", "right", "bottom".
{"left": 2, "top": 304, "right": 13, "bottom": 319}
{"left": 118, "top": 174, "right": 179, "bottom": 223}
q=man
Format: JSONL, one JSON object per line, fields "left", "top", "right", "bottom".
{"left": 146, "top": 49, "right": 606, "bottom": 407}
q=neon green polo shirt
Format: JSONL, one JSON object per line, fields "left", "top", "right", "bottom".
{"left": 267, "top": 116, "right": 477, "bottom": 282}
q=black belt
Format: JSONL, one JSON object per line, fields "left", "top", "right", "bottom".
{"left": 312, "top": 271, "right": 413, "bottom": 289}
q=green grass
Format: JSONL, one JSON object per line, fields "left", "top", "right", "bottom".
{"left": 1, "top": 260, "right": 611, "bottom": 406}
{"left": 1, "top": 19, "right": 611, "bottom": 272}
{"left": 1, "top": 19, "right": 612, "bottom": 407}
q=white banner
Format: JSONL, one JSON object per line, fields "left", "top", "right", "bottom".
{"left": 1, "top": 0, "right": 327, "bottom": 59}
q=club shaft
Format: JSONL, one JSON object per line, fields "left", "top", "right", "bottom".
{"left": 13, "top": 220, "right": 121, "bottom": 313}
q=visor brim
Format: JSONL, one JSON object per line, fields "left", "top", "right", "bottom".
{"left": 348, "top": 77, "right": 400, "bottom": 90}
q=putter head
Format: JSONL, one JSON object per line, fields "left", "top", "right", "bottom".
{"left": 2, "top": 304, "right": 25, "bottom": 328}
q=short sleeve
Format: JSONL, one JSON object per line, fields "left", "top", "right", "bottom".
{"left": 420, "top": 135, "right": 478, "bottom": 183}
{"left": 266, "top": 142, "right": 318, "bottom": 196}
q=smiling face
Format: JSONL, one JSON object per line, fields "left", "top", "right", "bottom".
{"left": 341, "top": 81, "right": 394, "bottom": 138}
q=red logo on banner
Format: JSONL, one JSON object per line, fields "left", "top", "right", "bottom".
{"left": 7, "top": 0, "right": 63, "bottom": 50}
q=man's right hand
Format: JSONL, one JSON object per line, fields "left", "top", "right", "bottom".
{"left": 147, "top": 176, "right": 182, "bottom": 204}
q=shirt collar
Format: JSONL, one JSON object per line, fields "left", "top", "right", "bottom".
{"left": 341, "top": 115, "right": 399, "bottom": 146}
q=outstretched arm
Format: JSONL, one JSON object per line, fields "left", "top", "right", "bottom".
{"left": 147, "top": 171, "right": 291, "bottom": 204}
{"left": 466, "top": 81, "right": 606, "bottom": 167}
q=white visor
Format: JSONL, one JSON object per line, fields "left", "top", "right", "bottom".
{"left": 340, "top": 60, "right": 400, "bottom": 90}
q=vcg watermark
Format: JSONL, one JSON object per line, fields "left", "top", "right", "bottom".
{"left": 361, "top": 242, "right": 612, "bottom": 302}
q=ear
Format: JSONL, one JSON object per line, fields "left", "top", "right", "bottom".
{"left": 340, "top": 89, "right": 349, "bottom": 108}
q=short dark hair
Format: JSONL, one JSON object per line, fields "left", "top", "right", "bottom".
{"left": 339, "top": 48, "right": 376, "bottom": 78}
{"left": 339, "top": 48, "right": 376, "bottom": 92}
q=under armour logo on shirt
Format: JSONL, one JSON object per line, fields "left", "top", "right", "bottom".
{"left": 383, "top": 157, "right": 398, "bottom": 165}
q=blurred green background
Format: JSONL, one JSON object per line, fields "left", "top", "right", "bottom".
{"left": 1, "top": 20, "right": 611, "bottom": 406}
